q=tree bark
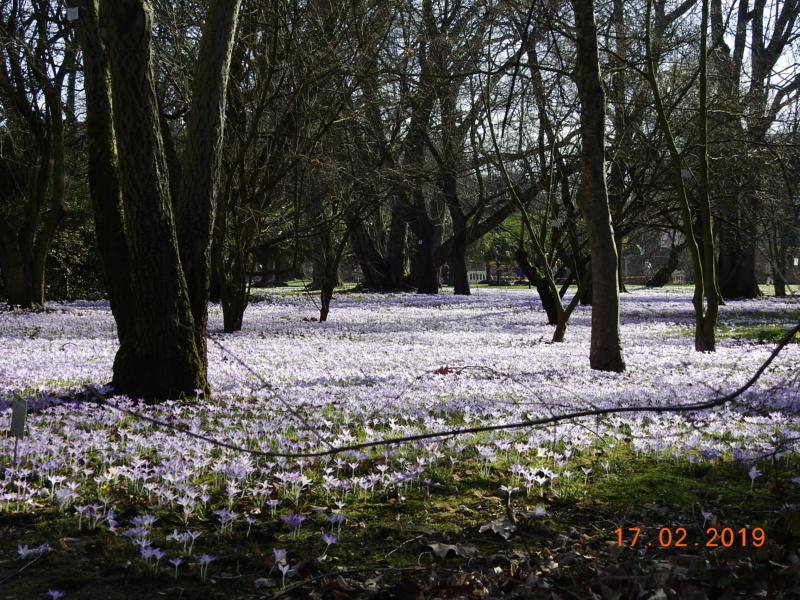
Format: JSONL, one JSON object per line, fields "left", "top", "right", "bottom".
{"left": 177, "top": 0, "right": 242, "bottom": 369}
{"left": 646, "top": 241, "right": 687, "bottom": 287}
{"left": 515, "top": 250, "right": 559, "bottom": 325}
{"left": 69, "top": 0, "right": 135, "bottom": 341}
{"left": 101, "top": 0, "right": 205, "bottom": 401}
{"left": 717, "top": 225, "right": 760, "bottom": 299}
{"left": 571, "top": 0, "right": 625, "bottom": 372}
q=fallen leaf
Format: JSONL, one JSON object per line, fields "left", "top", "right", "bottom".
{"left": 479, "top": 518, "right": 517, "bottom": 540}
{"left": 428, "top": 542, "right": 478, "bottom": 559}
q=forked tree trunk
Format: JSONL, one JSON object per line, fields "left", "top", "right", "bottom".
{"left": 77, "top": 0, "right": 241, "bottom": 401}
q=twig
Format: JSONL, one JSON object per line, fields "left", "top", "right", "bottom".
{"left": 0, "top": 553, "right": 44, "bottom": 586}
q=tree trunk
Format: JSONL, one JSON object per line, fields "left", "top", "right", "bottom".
{"left": 515, "top": 250, "right": 559, "bottom": 325}
{"left": 407, "top": 191, "right": 440, "bottom": 294}
{"left": 221, "top": 247, "right": 249, "bottom": 333}
{"left": 571, "top": 0, "right": 625, "bottom": 372}
{"left": 449, "top": 233, "right": 470, "bottom": 295}
{"left": 177, "top": 0, "right": 242, "bottom": 373}
{"left": 348, "top": 215, "right": 386, "bottom": 290}
{"left": 444, "top": 176, "right": 470, "bottom": 295}
{"left": 717, "top": 220, "right": 761, "bottom": 299}
{"left": 646, "top": 241, "right": 686, "bottom": 287}
{"left": 773, "top": 249, "right": 787, "bottom": 297}
{"left": 101, "top": 0, "right": 205, "bottom": 401}
{"left": 69, "top": 0, "right": 135, "bottom": 342}
{"left": 412, "top": 232, "right": 439, "bottom": 293}
{"left": 0, "top": 229, "right": 32, "bottom": 307}
{"left": 386, "top": 200, "right": 408, "bottom": 290}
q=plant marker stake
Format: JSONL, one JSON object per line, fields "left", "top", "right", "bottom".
{"left": 11, "top": 393, "right": 28, "bottom": 466}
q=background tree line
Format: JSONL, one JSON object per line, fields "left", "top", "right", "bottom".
{"left": 0, "top": 0, "right": 798, "bottom": 399}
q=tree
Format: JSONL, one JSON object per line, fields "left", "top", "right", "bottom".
{"left": 571, "top": 0, "right": 626, "bottom": 372}
{"left": 0, "top": 0, "right": 70, "bottom": 307}
{"left": 644, "top": 0, "right": 719, "bottom": 351}
{"left": 73, "top": 0, "right": 241, "bottom": 401}
{"left": 709, "top": 0, "right": 800, "bottom": 299}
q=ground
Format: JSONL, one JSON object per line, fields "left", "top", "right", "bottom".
{"left": 1, "top": 286, "right": 798, "bottom": 599}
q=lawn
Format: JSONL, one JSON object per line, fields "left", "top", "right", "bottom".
{"left": 1, "top": 287, "right": 799, "bottom": 599}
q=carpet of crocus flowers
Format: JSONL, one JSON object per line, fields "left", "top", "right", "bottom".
{"left": 1, "top": 286, "right": 799, "bottom": 599}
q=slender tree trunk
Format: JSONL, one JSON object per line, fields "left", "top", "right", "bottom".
{"left": 645, "top": 0, "right": 718, "bottom": 352}
{"left": 69, "top": 0, "right": 134, "bottom": 341}
{"left": 177, "top": 0, "right": 242, "bottom": 377}
{"left": 571, "top": 0, "right": 625, "bottom": 372}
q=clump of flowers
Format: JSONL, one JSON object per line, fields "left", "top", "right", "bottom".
{"left": 194, "top": 553, "right": 217, "bottom": 582}
{"left": 166, "top": 529, "right": 202, "bottom": 556}
{"left": 140, "top": 546, "right": 167, "bottom": 575}
{"left": 327, "top": 513, "right": 346, "bottom": 536}
{"left": 279, "top": 513, "right": 307, "bottom": 540}
{"left": 213, "top": 508, "right": 240, "bottom": 534}
{"left": 17, "top": 542, "right": 49, "bottom": 560}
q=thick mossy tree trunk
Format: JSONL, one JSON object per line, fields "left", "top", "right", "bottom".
{"left": 76, "top": 0, "right": 240, "bottom": 401}
{"left": 100, "top": 0, "right": 205, "bottom": 401}
{"left": 571, "top": 0, "right": 625, "bottom": 372}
